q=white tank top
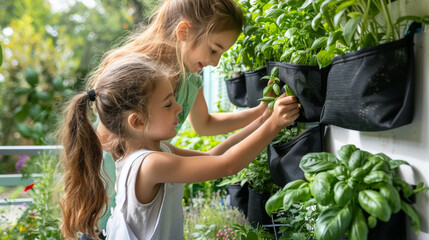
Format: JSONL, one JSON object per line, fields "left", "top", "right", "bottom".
{"left": 114, "top": 142, "right": 184, "bottom": 239}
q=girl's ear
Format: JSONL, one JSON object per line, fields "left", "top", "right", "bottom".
{"left": 127, "top": 113, "right": 145, "bottom": 130}
{"left": 176, "top": 21, "right": 190, "bottom": 41}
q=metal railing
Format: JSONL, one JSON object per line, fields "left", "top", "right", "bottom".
{"left": 0, "top": 145, "right": 62, "bottom": 205}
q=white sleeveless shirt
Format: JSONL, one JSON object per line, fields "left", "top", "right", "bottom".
{"left": 114, "top": 142, "right": 184, "bottom": 239}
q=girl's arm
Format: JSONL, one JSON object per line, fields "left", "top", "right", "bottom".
{"left": 143, "top": 94, "right": 299, "bottom": 184}
{"left": 188, "top": 88, "right": 268, "bottom": 136}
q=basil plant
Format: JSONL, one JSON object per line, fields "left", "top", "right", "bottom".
{"left": 265, "top": 144, "right": 427, "bottom": 240}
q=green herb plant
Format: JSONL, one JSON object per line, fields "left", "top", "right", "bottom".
{"left": 1, "top": 153, "right": 63, "bottom": 239}
{"left": 258, "top": 66, "right": 297, "bottom": 112}
{"left": 303, "top": 0, "right": 429, "bottom": 55}
{"left": 273, "top": 202, "right": 318, "bottom": 240}
{"left": 265, "top": 144, "right": 428, "bottom": 240}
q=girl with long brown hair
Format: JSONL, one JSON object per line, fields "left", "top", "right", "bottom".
{"left": 59, "top": 53, "right": 299, "bottom": 239}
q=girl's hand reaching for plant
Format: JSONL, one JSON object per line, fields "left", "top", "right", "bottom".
{"left": 268, "top": 93, "right": 300, "bottom": 130}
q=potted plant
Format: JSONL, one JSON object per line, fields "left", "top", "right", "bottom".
{"left": 245, "top": 148, "right": 279, "bottom": 228}
{"left": 218, "top": 39, "right": 248, "bottom": 108}
{"left": 308, "top": 0, "right": 429, "bottom": 131}
{"left": 265, "top": 144, "right": 428, "bottom": 240}
{"left": 235, "top": 0, "right": 269, "bottom": 108}
{"left": 251, "top": 0, "right": 332, "bottom": 122}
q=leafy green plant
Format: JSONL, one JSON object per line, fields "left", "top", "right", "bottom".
{"left": 265, "top": 144, "right": 428, "bottom": 240}
{"left": 218, "top": 40, "right": 246, "bottom": 79}
{"left": 274, "top": 202, "right": 318, "bottom": 240}
{"left": 217, "top": 147, "right": 277, "bottom": 196}
{"left": 183, "top": 191, "right": 248, "bottom": 240}
{"left": 0, "top": 153, "right": 63, "bottom": 239}
{"left": 235, "top": 0, "right": 269, "bottom": 70}
{"left": 303, "top": 0, "right": 429, "bottom": 55}
{"left": 258, "top": 66, "right": 297, "bottom": 110}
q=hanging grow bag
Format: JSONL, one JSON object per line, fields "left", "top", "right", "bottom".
{"left": 244, "top": 68, "right": 268, "bottom": 108}
{"left": 266, "top": 61, "right": 330, "bottom": 122}
{"left": 320, "top": 24, "right": 419, "bottom": 131}
{"left": 227, "top": 182, "right": 249, "bottom": 217}
{"left": 224, "top": 74, "right": 247, "bottom": 108}
{"left": 267, "top": 125, "right": 324, "bottom": 187}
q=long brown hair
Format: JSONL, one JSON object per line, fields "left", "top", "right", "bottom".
{"left": 88, "top": 0, "right": 243, "bottom": 89}
{"left": 59, "top": 53, "right": 170, "bottom": 239}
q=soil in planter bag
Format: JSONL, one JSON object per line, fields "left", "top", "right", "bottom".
{"left": 268, "top": 125, "right": 324, "bottom": 187}
{"left": 320, "top": 23, "right": 420, "bottom": 131}
{"left": 244, "top": 68, "right": 268, "bottom": 108}
{"left": 227, "top": 183, "right": 249, "bottom": 217}
{"left": 224, "top": 74, "right": 247, "bottom": 108}
{"left": 267, "top": 61, "right": 330, "bottom": 122}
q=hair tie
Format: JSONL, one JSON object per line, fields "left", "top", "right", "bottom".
{"left": 87, "top": 89, "right": 96, "bottom": 102}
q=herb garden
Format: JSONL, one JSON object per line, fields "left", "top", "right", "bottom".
{"left": 1, "top": 0, "right": 429, "bottom": 239}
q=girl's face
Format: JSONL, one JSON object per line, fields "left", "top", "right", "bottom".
{"left": 184, "top": 29, "right": 239, "bottom": 74}
{"left": 145, "top": 79, "right": 183, "bottom": 141}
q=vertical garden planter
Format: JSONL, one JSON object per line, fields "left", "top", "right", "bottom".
{"left": 244, "top": 68, "right": 268, "bottom": 108}
{"left": 320, "top": 24, "right": 419, "bottom": 131}
{"left": 247, "top": 184, "right": 271, "bottom": 228}
{"left": 226, "top": 182, "right": 249, "bottom": 217}
{"left": 267, "top": 125, "right": 324, "bottom": 187}
{"left": 224, "top": 74, "right": 247, "bottom": 108}
{"left": 266, "top": 61, "right": 330, "bottom": 122}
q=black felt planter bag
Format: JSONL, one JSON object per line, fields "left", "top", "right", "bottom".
{"left": 320, "top": 25, "right": 418, "bottom": 131}
{"left": 224, "top": 74, "right": 247, "bottom": 108}
{"left": 267, "top": 61, "right": 330, "bottom": 122}
{"left": 268, "top": 125, "right": 324, "bottom": 187}
{"left": 227, "top": 182, "right": 249, "bottom": 217}
{"left": 247, "top": 185, "right": 271, "bottom": 228}
{"left": 244, "top": 68, "right": 268, "bottom": 108}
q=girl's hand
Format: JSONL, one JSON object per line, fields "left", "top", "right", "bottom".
{"left": 269, "top": 93, "right": 300, "bottom": 130}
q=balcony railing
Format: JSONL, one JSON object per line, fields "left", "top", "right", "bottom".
{"left": 0, "top": 145, "right": 62, "bottom": 205}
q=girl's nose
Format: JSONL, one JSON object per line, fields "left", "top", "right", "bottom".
{"left": 175, "top": 100, "right": 183, "bottom": 114}
{"left": 210, "top": 56, "right": 221, "bottom": 67}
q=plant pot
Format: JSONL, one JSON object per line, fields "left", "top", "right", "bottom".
{"left": 247, "top": 184, "right": 271, "bottom": 228}
{"left": 224, "top": 74, "right": 247, "bottom": 108}
{"left": 244, "top": 68, "right": 268, "bottom": 108}
{"left": 268, "top": 125, "right": 325, "bottom": 187}
{"left": 267, "top": 61, "right": 330, "bottom": 122}
{"left": 320, "top": 23, "right": 420, "bottom": 131}
{"left": 226, "top": 182, "right": 249, "bottom": 217}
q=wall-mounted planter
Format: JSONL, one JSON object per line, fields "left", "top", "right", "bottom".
{"left": 224, "top": 74, "right": 247, "bottom": 108}
{"left": 320, "top": 25, "right": 418, "bottom": 131}
{"left": 267, "top": 125, "right": 324, "bottom": 187}
{"left": 266, "top": 61, "right": 330, "bottom": 122}
{"left": 247, "top": 184, "right": 271, "bottom": 228}
{"left": 244, "top": 68, "right": 268, "bottom": 108}
{"left": 227, "top": 182, "right": 249, "bottom": 217}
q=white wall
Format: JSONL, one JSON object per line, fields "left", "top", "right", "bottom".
{"left": 325, "top": 2, "right": 429, "bottom": 238}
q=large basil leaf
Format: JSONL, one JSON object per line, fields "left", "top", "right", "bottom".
{"left": 346, "top": 207, "right": 368, "bottom": 240}
{"left": 363, "top": 170, "right": 392, "bottom": 185}
{"left": 310, "top": 172, "right": 335, "bottom": 205}
{"left": 334, "top": 181, "right": 354, "bottom": 206}
{"left": 315, "top": 203, "right": 353, "bottom": 240}
{"left": 265, "top": 189, "right": 286, "bottom": 215}
{"left": 379, "top": 183, "right": 401, "bottom": 214}
{"left": 265, "top": 180, "right": 309, "bottom": 215}
{"left": 358, "top": 190, "right": 391, "bottom": 222}
{"left": 282, "top": 187, "right": 311, "bottom": 212}
{"left": 389, "top": 160, "right": 410, "bottom": 170}
{"left": 300, "top": 153, "right": 339, "bottom": 174}
{"left": 336, "top": 144, "right": 357, "bottom": 166}
{"left": 348, "top": 150, "right": 371, "bottom": 170}
{"left": 401, "top": 200, "right": 421, "bottom": 234}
